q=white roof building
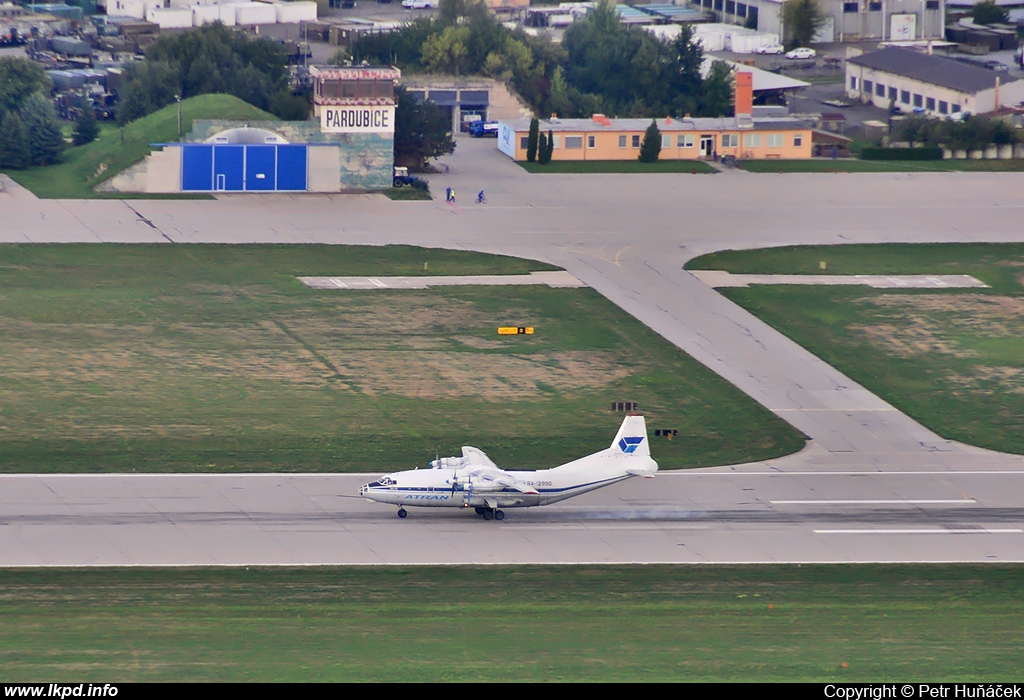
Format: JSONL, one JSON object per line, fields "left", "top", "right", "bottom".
{"left": 846, "top": 46, "right": 1024, "bottom": 116}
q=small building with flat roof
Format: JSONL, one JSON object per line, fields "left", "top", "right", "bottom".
{"left": 497, "top": 72, "right": 812, "bottom": 161}
{"left": 846, "top": 46, "right": 1024, "bottom": 116}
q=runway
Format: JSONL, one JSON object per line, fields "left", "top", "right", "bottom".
{"left": 3, "top": 139, "right": 1024, "bottom": 565}
{"left": 3, "top": 446, "right": 1024, "bottom": 565}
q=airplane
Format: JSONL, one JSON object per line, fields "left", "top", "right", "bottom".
{"left": 359, "top": 414, "right": 657, "bottom": 520}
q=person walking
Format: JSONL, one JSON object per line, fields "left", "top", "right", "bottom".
{"left": 445, "top": 187, "right": 452, "bottom": 203}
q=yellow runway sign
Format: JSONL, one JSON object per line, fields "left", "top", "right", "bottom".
{"left": 498, "top": 327, "right": 534, "bottom": 335}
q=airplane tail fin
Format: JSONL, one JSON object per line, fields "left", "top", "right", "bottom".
{"left": 611, "top": 415, "right": 657, "bottom": 476}
{"left": 611, "top": 414, "right": 650, "bottom": 458}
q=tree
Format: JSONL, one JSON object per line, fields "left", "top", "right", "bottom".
{"left": 328, "top": 48, "right": 352, "bottom": 66}
{"left": 674, "top": 24, "right": 705, "bottom": 114}
{"left": 781, "top": 0, "right": 826, "bottom": 48}
{"left": 118, "top": 24, "right": 309, "bottom": 125}
{"left": 537, "top": 130, "right": 552, "bottom": 164}
{"left": 971, "top": 0, "right": 1010, "bottom": 24}
{"left": 699, "top": 61, "right": 734, "bottom": 117}
{"left": 638, "top": 120, "right": 662, "bottom": 163}
{"left": 421, "top": 26, "right": 473, "bottom": 75}
{"left": 73, "top": 100, "right": 100, "bottom": 146}
{"left": 116, "top": 60, "right": 179, "bottom": 125}
{"left": 0, "top": 111, "right": 30, "bottom": 170}
{"left": 0, "top": 58, "right": 50, "bottom": 117}
{"left": 527, "top": 117, "right": 539, "bottom": 162}
{"left": 893, "top": 114, "right": 940, "bottom": 147}
{"left": 393, "top": 86, "right": 456, "bottom": 170}
{"left": 19, "top": 92, "right": 65, "bottom": 166}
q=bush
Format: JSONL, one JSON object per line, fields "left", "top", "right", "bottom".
{"left": 860, "top": 146, "right": 943, "bottom": 161}
{"left": 638, "top": 119, "right": 661, "bottom": 163}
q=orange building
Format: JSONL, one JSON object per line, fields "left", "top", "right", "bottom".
{"left": 497, "top": 71, "right": 813, "bottom": 161}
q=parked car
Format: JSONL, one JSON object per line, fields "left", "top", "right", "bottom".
{"left": 402, "top": 0, "right": 436, "bottom": 7}
{"left": 785, "top": 47, "right": 816, "bottom": 60}
{"left": 755, "top": 44, "right": 784, "bottom": 55}
{"left": 983, "top": 59, "right": 1009, "bottom": 73}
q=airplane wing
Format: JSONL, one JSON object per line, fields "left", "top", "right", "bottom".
{"left": 461, "top": 447, "right": 539, "bottom": 495}
{"left": 461, "top": 446, "right": 497, "bottom": 469}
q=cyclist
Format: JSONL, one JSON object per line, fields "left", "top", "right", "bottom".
{"left": 477, "top": 190, "right": 486, "bottom": 204}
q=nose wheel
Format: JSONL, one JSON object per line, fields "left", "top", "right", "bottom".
{"left": 397, "top": 508, "right": 407, "bottom": 518}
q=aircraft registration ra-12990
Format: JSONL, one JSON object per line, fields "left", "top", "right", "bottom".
{"left": 360, "top": 415, "right": 657, "bottom": 520}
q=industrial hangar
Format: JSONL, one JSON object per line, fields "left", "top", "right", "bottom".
{"left": 101, "top": 66, "right": 401, "bottom": 194}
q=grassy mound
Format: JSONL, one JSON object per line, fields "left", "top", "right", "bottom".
{"left": 6, "top": 94, "right": 278, "bottom": 199}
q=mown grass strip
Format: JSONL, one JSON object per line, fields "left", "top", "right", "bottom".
{"left": 0, "top": 565, "right": 1020, "bottom": 682}
{"left": 738, "top": 159, "right": 1024, "bottom": 173}
{"left": 517, "top": 160, "right": 717, "bottom": 174}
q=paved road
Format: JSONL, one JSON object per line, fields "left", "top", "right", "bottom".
{"left": 3, "top": 137, "right": 1024, "bottom": 563}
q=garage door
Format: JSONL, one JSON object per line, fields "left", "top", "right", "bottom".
{"left": 180, "top": 145, "right": 308, "bottom": 192}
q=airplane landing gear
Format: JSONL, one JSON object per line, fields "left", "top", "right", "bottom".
{"left": 494, "top": 510, "right": 505, "bottom": 521}
{"left": 475, "top": 507, "right": 485, "bottom": 515}
{"left": 478, "top": 507, "right": 505, "bottom": 521}
{"left": 397, "top": 508, "right": 407, "bottom": 518}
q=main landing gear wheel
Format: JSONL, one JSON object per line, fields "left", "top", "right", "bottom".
{"left": 475, "top": 507, "right": 485, "bottom": 515}
{"left": 494, "top": 510, "right": 505, "bottom": 521}
{"left": 482, "top": 509, "right": 494, "bottom": 520}
{"left": 397, "top": 508, "right": 407, "bottom": 518}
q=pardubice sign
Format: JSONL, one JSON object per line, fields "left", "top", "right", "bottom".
{"left": 321, "top": 106, "right": 395, "bottom": 134}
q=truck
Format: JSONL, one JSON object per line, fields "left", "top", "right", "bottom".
{"left": 468, "top": 120, "right": 499, "bottom": 138}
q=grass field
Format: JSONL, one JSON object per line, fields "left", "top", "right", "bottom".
{"left": 518, "top": 160, "right": 717, "bottom": 174}
{"left": 6, "top": 95, "right": 277, "bottom": 199}
{"left": 738, "top": 159, "right": 1024, "bottom": 173}
{"left": 1, "top": 565, "right": 1021, "bottom": 681}
{"left": 687, "top": 243, "right": 1024, "bottom": 454}
{"left": 0, "top": 244, "right": 803, "bottom": 473}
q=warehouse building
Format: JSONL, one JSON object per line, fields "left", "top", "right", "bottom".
{"left": 846, "top": 47, "right": 1024, "bottom": 117}
{"left": 497, "top": 73, "right": 813, "bottom": 161}
{"left": 691, "top": 0, "right": 945, "bottom": 42}
{"left": 101, "top": 66, "right": 399, "bottom": 194}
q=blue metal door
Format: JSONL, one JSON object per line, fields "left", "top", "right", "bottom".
{"left": 244, "top": 145, "right": 276, "bottom": 191}
{"left": 213, "top": 145, "right": 244, "bottom": 191}
{"left": 276, "top": 145, "right": 307, "bottom": 191}
{"left": 181, "top": 145, "right": 213, "bottom": 191}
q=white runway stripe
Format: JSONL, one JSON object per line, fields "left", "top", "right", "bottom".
{"left": 772, "top": 499, "right": 977, "bottom": 505}
{"left": 814, "top": 528, "right": 1022, "bottom": 535}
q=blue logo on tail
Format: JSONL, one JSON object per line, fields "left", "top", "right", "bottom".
{"left": 618, "top": 437, "right": 644, "bottom": 454}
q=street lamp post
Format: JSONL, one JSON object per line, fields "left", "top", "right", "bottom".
{"left": 176, "top": 93, "right": 182, "bottom": 139}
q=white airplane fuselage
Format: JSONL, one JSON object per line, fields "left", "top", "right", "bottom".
{"left": 360, "top": 415, "right": 658, "bottom": 515}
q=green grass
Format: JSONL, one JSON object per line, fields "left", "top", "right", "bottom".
{"left": 1, "top": 565, "right": 1021, "bottom": 681}
{"left": 381, "top": 186, "right": 433, "bottom": 200}
{"left": 517, "top": 159, "right": 717, "bottom": 174}
{"left": 688, "top": 243, "right": 1024, "bottom": 454}
{"left": 6, "top": 95, "right": 277, "bottom": 199}
{"left": 0, "top": 244, "right": 802, "bottom": 473}
{"left": 739, "top": 158, "right": 1024, "bottom": 173}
